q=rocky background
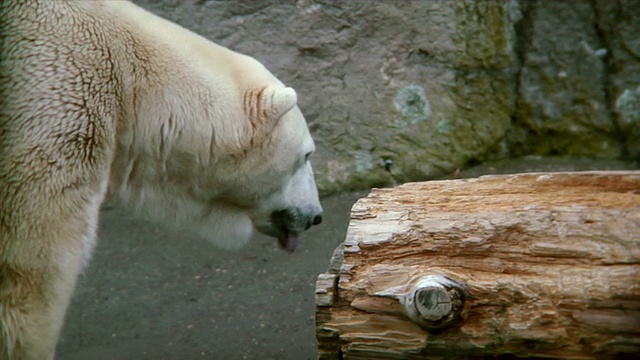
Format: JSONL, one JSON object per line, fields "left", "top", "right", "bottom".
{"left": 134, "top": 0, "right": 640, "bottom": 195}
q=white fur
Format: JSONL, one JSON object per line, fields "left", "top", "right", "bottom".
{"left": 0, "top": 1, "right": 321, "bottom": 358}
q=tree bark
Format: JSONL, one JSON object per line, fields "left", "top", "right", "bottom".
{"left": 316, "top": 171, "right": 640, "bottom": 359}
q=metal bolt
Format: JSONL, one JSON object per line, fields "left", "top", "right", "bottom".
{"left": 402, "top": 275, "right": 465, "bottom": 331}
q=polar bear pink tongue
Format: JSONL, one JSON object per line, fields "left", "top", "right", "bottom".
{"left": 278, "top": 233, "right": 299, "bottom": 253}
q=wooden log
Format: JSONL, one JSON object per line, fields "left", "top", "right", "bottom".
{"left": 315, "top": 171, "right": 640, "bottom": 359}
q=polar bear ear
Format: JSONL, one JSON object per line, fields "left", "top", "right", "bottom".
{"left": 245, "top": 85, "right": 297, "bottom": 130}
{"left": 269, "top": 86, "right": 297, "bottom": 120}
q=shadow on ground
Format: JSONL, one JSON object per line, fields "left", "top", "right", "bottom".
{"left": 58, "top": 191, "right": 368, "bottom": 360}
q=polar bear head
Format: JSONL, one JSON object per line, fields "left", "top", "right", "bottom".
{"left": 109, "top": 48, "right": 323, "bottom": 252}
{"left": 205, "top": 83, "right": 325, "bottom": 252}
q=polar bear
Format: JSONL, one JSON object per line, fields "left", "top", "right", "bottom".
{"left": 0, "top": 1, "right": 323, "bottom": 359}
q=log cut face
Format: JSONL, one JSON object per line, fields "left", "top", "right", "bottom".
{"left": 315, "top": 171, "right": 640, "bottom": 359}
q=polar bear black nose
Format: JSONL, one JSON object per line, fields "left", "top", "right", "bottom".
{"left": 272, "top": 208, "right": 323, "bottom": 234}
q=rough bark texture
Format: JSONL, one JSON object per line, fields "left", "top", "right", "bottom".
{"left": 316, "top": 171, "right": 640, "bottom": 359}
{"left": 133, "top": 0, "right": 640, "bottom": 195}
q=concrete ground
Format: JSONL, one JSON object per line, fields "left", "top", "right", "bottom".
{"left": 57, "top": 190, "right": 368, "bottom": 360}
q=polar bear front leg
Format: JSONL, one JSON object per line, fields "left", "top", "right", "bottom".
{"left": 1, "top": 214, "right": 99, "bottom": 360}
{"left": 0, "top": 236, "right": 92, "bottom": 360}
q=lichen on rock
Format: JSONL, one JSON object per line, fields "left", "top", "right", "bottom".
{"left": 394, "top": 84, "right": 431, "bottom": 126}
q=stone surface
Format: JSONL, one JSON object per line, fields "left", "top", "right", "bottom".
{"left": 512, "top": 1, "right": 619, "bottom": 157}
{"left": 132, "top": 0, "right": 639, "bottom": 195}
{"left": 594, "top": 0, "right": 640, "bottom": 159}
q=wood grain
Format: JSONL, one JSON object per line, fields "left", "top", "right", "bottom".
{"left": 316, "top": 171, "right": 640, "bottom": 359}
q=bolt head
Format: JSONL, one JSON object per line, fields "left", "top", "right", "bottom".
{"left": 403, "top": 275, "right": 465, "bottom": 331}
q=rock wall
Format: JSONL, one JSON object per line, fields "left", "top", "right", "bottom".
{"left": 512, "top": 1, "right": 614, "bottom": 157}
{"left": 133, "top": 0, "right": 639, "bottom": 195}
{"left": 594, "top": 0, "right": 640, "bottom": 159}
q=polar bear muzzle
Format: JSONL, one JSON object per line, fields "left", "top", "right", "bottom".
{"left": 270, "top": 208, "right": 323, "bottom": 252}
